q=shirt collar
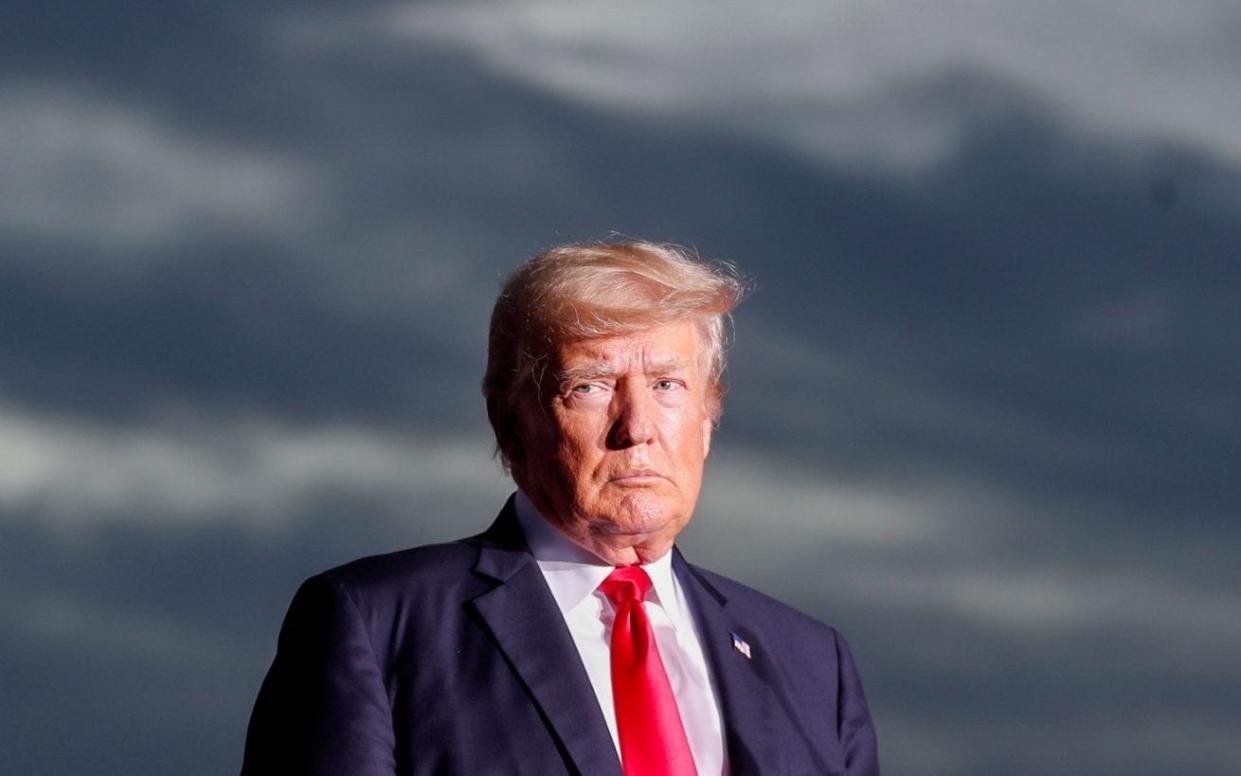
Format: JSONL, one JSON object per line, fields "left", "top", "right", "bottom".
{"left": 513, "top": 490, "right": 685, "bottom": 623}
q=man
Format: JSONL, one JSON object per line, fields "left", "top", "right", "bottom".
{"left": 241, "top": 241, "right": 879, "bottom": 775}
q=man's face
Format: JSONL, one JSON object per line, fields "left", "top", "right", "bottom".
{"left": 514, "top": 320, "right": 714, "bottom": 565}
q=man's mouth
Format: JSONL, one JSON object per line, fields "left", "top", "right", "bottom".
{"left": 609, "top": 469, "right": 664, "bottom": 484}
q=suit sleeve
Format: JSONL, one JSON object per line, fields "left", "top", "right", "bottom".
{"left": 835, "top": 629, "right": 880, "bottom": 775}
{"left": 241, "top": 574, "right": 397, "bottom": 776}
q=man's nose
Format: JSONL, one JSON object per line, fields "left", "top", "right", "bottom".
{"left": 609, "top": 386, "right": 656, "bottom": 448}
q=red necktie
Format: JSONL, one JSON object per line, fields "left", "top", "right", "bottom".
{"left": 599, "top": 566, "right": 697, "bottom": 776}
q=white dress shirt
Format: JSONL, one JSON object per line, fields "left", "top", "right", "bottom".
{"left": 514, "top": 491, "right": 728, "bottom": 775}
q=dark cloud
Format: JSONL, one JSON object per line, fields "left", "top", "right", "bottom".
{"left": 3, "top": 3, "right": 1240, "bottom": 775}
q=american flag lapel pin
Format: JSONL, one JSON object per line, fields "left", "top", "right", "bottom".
{"left": 731, "top": 632, "right": 752, "bottom": 659}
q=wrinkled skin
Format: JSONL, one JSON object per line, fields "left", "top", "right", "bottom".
{"left": 513, "top": 321, "right": 713, "bottom": 566}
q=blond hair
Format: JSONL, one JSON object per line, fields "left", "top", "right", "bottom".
{"left": 483, "top": 240, "right": 746, "bottom": 471}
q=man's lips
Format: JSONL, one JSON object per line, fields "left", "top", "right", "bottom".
{"left": 608, "top": 469, "right": 666, "bottom": 484}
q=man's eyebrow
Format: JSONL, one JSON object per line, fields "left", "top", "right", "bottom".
{"left": 556, "top": 363, "right": 619, "bottom": 384}
{"left": 556, "top": 356, "right": 691, "bottom": 385}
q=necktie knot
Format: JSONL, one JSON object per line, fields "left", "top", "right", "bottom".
{"left": 599, "top": 565, "right": 653, "bottom": 606}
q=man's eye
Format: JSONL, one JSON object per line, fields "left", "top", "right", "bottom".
{"left": 572, "top": 383, "right": 599, "bottom": 394}
{"left": 654, "top": 380, "right": 680, "bottom": 391}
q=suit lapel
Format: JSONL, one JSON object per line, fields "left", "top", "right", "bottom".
{"left": 674, "top": 550, "right": 782, "bottom": 775}
{"left": 468, "top": 501, "right": 622, "bottom": 776}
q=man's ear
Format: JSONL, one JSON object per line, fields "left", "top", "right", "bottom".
{"left": 701, "top": 416, "right": 713, "bottom": 459}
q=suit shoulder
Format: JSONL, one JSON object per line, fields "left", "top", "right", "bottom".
{"left": 683, "top": 565, "right": 879, "bottom": 772}
{"left": 309, "top": 535, "right": 486, "bottom": 605}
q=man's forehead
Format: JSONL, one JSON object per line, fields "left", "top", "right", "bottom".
{"left": 554, "top": 323, "right": 701, "bottom": 371}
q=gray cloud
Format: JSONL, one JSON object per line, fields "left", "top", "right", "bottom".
{"left": 0, "top": 400, "right": 508, "bottom": 525}
{"left": 331, "top": 0, "right": 1241, "bottom": 168}
{"left": 0, "top": 85, "right": 322, "bottom": 251}
{"left": 4, "top": 2, "right": 1240, "bottom": 775}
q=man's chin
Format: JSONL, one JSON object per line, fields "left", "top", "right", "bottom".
{"left": 595, "top": 495, "right": 682, "bottom": 531}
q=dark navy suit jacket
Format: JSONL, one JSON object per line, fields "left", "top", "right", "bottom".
{"left": 241, "top": 498, "right": 879, "bottom": 775}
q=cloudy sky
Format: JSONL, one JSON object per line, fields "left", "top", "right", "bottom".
{"left": 3, "top": 2, "right": 1239, "bottom": 774}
